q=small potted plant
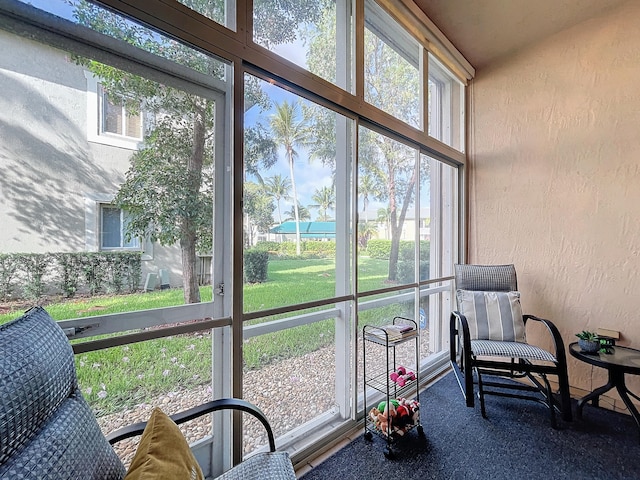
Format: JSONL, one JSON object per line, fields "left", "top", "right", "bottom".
{"left": 576, "top": 330, "right": 600, "bottom": 353}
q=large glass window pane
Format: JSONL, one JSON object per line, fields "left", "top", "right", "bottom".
{"left": 422, "top": 153, "right": 458, "bottom": 280}
{"left": 420, "top": 286, "right": 453, "bottom": 360}
{"left": 16, "top": 1, "right": 226, "bottom": 81}
{"left": 242, "top": 312, "right": 338, "bottom": 455}
{"left": 252, "top": 0, "right": 352, "bottom": 92}
{"left": 0, "top": 2, "right": 229, "bottom": 455}
{"left": 177, "top": 0, "right": 232, "bottom": 30}
{"left": 1, "top": 1, "right": 225, "bottom": 309}
{"left": 243, "top": 75, "right": 353, "bottom": 312}
{"left": 428, "top": 54, "right": 465, "bottom": 152}
{"left": 357, "top": 127, "right": 417, "bottom": 291}
{"left": 418, "top": 156, "right": 431, "bottom": 282}
{"left": 83, "top": 331, "right": 214, "bottom": 467}
{"left": 364, "top": 0, "right": 420, "bottom": 129}
{"left": 357, "top": 291, "right": 417, "bottom": 399}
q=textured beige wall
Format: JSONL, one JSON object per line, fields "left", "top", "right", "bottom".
{"left": 468, "top": 0, "right": 640, "bottom": 410}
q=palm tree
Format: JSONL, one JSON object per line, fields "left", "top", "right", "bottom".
{"left": 264, "top": 174, "right": 291, "bottom": 224}
{"left": 377, "top": 207, "right": 391, "bottom": 240}
{"left": 359, "top": 172, "right": 378, "bottom": 222}
{"left": 284, "top": 203, "right": 311, "bottom": 222}
{"left": 269, "top": 100, "right": 310, "bottom": 255}
{"left": 309, "top": 185, "right": 335, "bottom": 221}
{"left": 358, "top": 221, "right": 378, "bottom": 250}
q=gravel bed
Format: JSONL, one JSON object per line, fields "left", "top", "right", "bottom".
{"left": 98, "top": 335, "right": 431, "bottom": 468}
{"left": 99, "top": 346, "right": 337, "bottom": 467}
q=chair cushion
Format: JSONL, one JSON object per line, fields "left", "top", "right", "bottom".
{"left": 455, "top": 264, "right": 517, "bottom": 291}
{"left": 470, "top": 339, "right": 557, "bottom": 362}
{"left": 456, "top": 289, "right": 526, "bottom": 342}
{"left": 0, "top": 307, "right": 126, "bottom": 479}
{"left": 124, "top": 407, "right": 204, "bottom": 480}
{"left": 215, "top": 452, "right": 296, "bottom": 480}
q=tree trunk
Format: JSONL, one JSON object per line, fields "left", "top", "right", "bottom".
{"left": 181, "top": 102, "right": 207, "bottom": 304}
{"left": 388, "top": 169, "right": 416, "bottom": 282}
{"left": 288, "top": 150, "right": 302, "bottom": 255}
{"left": 388, "top": 224, "right": 401, "bottom": 281}
{"left": 181, "top": 231, "right": 200, "bottom": 303}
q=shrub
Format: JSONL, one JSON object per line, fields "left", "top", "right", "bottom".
{"left": 54, "top": 252, "right": 82, "bottom": 298}
{"left": 366, "top": 239, "right": 391, "bottom": 259}
{"left": 278, "top": 242, "right": 299, "bottom": 257}
{"left": 0, "top": 251, "right": 142, "bottom": 301}
{"left": 81, "top": 253, "right": 108, "bottom": 295}
{"left": 0, "top": 253, "right": 20, "bottom": 301}
{"left": 121, "top": 253, "right": 142, "bottom": 293}
{"left": 303, "top": 240, "right": 336, "bottom": 257}
{"left": 20, "top": 254, "right": 48, "bottom": 300}
{"left": 79, "top": 252, "right": 142, "bottom": 295}
{"left": 254, "top": 241, "right": 280, "bottom": 253}
{"left": 397, "top": 241, "right": 430, "bottom": 284}
{"left": 244, "top": 249, "right": 269, "bottom": 283}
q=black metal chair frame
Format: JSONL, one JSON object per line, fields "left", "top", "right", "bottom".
{"left": 449, "top": 267, "right": 572, "bottom": 427}
{"left": 107, "top": 398, "right": 277, "bottom": 450}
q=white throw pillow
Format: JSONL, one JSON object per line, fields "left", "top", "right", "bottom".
{"left": 456, "top": 290, "right": 526, "bottom": 342}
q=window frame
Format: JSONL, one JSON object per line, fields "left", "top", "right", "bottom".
{"left": 84, "top": 71, "right": 144, "bottom": 150}
{"left": 99, "top": 203, "right": 140, "bottom": 251}
{"left": 99, "top": 84, "right": 144, "bottom": 140}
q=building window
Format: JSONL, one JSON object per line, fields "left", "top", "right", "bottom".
{"left": 100, "top": 86, "right": 143, "bottom": 139}
{"left": 84, "top": 71, "right": 144, "bottom": 149}
{"left": 100, "top": 205, "right": 140, "bottom": 250}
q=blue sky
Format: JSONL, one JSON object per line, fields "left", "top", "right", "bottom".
{"left": 22, "top": 0, "right": 74, "bottom": 18}
{"left": 244, "top": 80, "right": 336, "bottom": 218}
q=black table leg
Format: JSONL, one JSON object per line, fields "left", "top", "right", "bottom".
{"left": 576, "top": 374, "right": 615, "bottom": 419}
{"left": 577, "top": 369, "right": 640, "bottom": 442}
{"left": 612, "top": 371, "right": 640, "bottom": 443}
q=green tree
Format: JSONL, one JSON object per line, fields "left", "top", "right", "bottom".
{"left": 377, "top": 207, "right": 391, "bottom": 240}
{"left": 359, "top": 173, "right": 380, "bottom": 223}
{"left": 310, "top": 185, "right": 335, "bottom": 221}
{"left": 269, "top": 101, "right": 310, "bottom": 255}
{"left": 264, "top": 174, "right": 291, "bottom": 225}
{"left": 71, "top": 0, "right": 321, "bottom": 302}
{"left": 358, "top": 221, "right": 378, "bottom": 250}
{"left": 244, "top": 182, "right": 275, "bottom": 247}
{"left": 284, "top": 204, "right": 311, "bottom": 222}
{"left": 306, "top": 10, "right": 425, "bottom": 281}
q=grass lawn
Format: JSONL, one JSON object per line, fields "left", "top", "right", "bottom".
{"left": 1, "top": 256, "right": 399, "bottom": 415}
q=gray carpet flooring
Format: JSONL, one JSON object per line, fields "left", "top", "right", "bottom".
{"left": 301, "top": 373, "right": 639, "bottom": 480}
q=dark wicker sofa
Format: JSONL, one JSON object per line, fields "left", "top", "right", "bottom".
{"left": 0, "top": 307, "right": 295, "bottom": 480}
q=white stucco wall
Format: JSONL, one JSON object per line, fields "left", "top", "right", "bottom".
{"left": 468, "top": 0, "right": 640, "bottom": 410}
{"left": 0, "top": 29, "right": 182, "bottom": 290}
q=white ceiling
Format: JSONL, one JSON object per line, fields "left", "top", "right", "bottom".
{"left": 413, "top": 0, "right": 631, "bottom": 70}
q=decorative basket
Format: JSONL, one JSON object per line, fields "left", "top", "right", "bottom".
{"left": 578, "top": 339, "right": 600, "bottom": 353}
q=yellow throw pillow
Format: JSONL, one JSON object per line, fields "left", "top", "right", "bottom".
{"left": 124, "top": 407, "right": 204, "bottom": 480}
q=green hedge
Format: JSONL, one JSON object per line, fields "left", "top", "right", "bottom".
{"left": 367, "top": 240, "right": 430, "bottom": 260}
{"left": 244, "top": 249, "right": 269, "bottom": 283}
{"left": 0, "top": 252, "right": 142, "bottom": 301}
{"left": 397, "top": 240, "right": 431, "bottom": 284}
{"left": 253, "top": 241, "right": 280, "bottom": 253}
{"left": 254, "top": 240, "right": 336, "bottom": 259}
